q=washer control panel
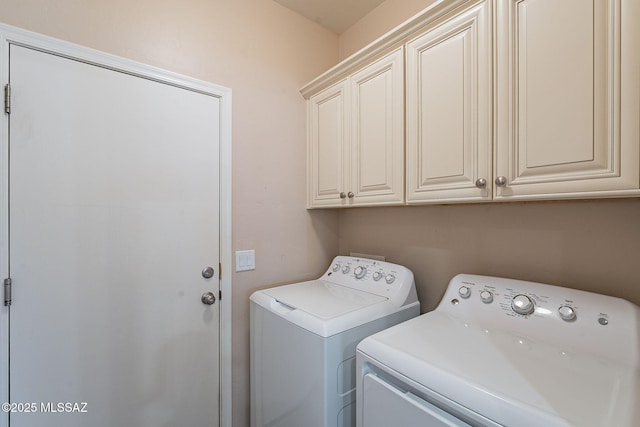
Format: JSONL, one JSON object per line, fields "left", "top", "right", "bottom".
{"left": 438, "top": 273, "right": 640, "bottom": 366}
{"left": 322, "top": 256, "right": 416, "bottom": 308}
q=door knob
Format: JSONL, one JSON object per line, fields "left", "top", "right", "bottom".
{"left": 347, "top": 192, "right": 354, "bottom": 199}
{"left": 475, "top": 178, "right": 487, "bottom": 189}
{"left": 495, "top": 176, "right": 507, "bottom": 187}
{"left": 339, "top": 192, "right": 347, "bottom": 199}
{"left": 201, "top": 292, "right": 216, "bottom": 305}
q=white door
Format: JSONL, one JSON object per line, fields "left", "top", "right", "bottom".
{"left": 7, "top": 44, "right": 220, "bottom": 426}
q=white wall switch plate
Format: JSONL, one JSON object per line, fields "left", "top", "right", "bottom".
{"left": 235, "top": 250, "right": 255, "bottom": 272}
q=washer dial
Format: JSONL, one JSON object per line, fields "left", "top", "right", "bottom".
{"left": 480, "top": 290, "right": 493, "bottom": 304}
{"left": 332, "top": 263, "right": 340, "bottom": 272}
{"left": 512, "top": 294, "right": 535, "bottom": 315}
{"left": 372, "top": 271, "right": 383, "bottom": 281}
{"left": 354, "top": 266, "right": 367, "bottom": 279}
{"left": 341, "top": 265, "right": 350, "bottom": 274}
{"left": 385, "top": 274, "right": 395, "bottom": 284}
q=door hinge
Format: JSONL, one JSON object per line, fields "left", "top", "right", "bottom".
{"left": 4, "top": 84, "right": 10, "bottom": 114}
{"left": 4, "top": 278, "right": 12, "bottom": 306}
{"left": 219, "top": 290, "right": 222, "bottom": 301}
{"left": 219, "top": 262, "right": 222, "bottom": 280}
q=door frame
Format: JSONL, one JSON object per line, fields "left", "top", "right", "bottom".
{"left": 0, "top": 23, "right": 233, "bottom": 427}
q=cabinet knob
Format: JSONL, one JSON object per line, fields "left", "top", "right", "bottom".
{"left": 475, "top": 178, "right": 487, "bottom": 189}
{"left": 495, "top": 176, "right": 507, "bottom": 187}
{"left": 347, "top": 192, "right": 354, "bottom": 199}
{"left": 339, "top": 192, "right": 347, "bottom": 199}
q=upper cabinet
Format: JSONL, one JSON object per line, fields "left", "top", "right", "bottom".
{"left": 307, "top": 48, "right": 405, "bottom": 208}
{"left": 494, "top": 0, "right": 640, "bottom": 200}
{"left": 406, "top": 0, "right": 492, "bottom": 204}
{"left": 302, "top": 0, "right": 639, "bottom": 208}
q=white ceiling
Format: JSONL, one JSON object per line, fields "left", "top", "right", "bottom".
{"left": 273, "top": 0, "right": 387, "bottom": 34}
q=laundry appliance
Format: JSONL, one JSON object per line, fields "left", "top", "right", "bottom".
{"left": 356, "top": 274, "right": 640, "bottom": 426}
{"left": 250, "top": 256, "right": 420, "bottom": 427}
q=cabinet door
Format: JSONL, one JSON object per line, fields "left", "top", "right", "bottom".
{"left": 350, "top": 48, "right": 405, "bottom": 206}
{"left": 307, "top": 80, "right": 350, "bottom": 208}
{"left": 495, "top": 0, "right": 640, "bottom": 200}
{"left": 406, "top": 0, "right": 492, "bottom": 204}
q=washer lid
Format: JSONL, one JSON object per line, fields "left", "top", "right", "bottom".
{"left": 251, "top": 279, "right": 413, "bottom": 337}
{"left": 262, "top": 280, "right": 387, "bottom": 319}
{"left": 357, "top": 311, "right": 640, "bottom": 427}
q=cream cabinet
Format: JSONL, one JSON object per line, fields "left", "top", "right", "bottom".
{"left": 305, "top": 0, "right": 639, "bottom": 208}
{"left": 406, "top": 0, "right": 492, "bottom": 204}
{"left": 494, "top": 0, "right": 640, "bottom": 200}
{"left": 307, "top": 48, "right": 405, "bottom": 208}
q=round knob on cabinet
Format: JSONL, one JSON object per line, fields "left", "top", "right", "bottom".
{"left": 458, "top": 286, "right": 471, "bottom": 299}
{"left": 347, "top": 192, "right": 355, "bottom": 199}
{"left": 512, "top": 294, "right": 534, "bottom": 315}
{"left": 385, "top": 274, "right": 395, "bottom": 284}
{"left": 372, "top": 271, "right": 382, "bottom": 281}
{"left": 495, "top": 176, "right": 508, "bottom": 187}
{"left": 354, "top": 266, "right": 367, "bottom": 279}
{"left": 341, "top": 265, "right": 350, "bottom": 274}
{"left": 475, "top": 178, "right": 487, "bottom": 189}
{"left": 480, "top": 290, "right": 494, "bottom": 304}
{"left": 558, "top": 305, "right": 577, "bottom": 321}
{"left": 339, "top": 192, "right": 347, "bottom": 199}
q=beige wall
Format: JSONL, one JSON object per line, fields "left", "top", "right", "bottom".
{"left": 339, "top": 200, "right": 640, "bottom": 313}
{"left": 0, "top": 1, "right": 340, "bottom": 426}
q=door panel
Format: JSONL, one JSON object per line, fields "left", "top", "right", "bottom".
{"left": 351, "top": 48, "right": 404, "bottom": 205}
{"left": 495, "top": 0, "right": 640, "bottom": 198}
{"left": 308, "top": 81, "right": 349, "bottom": 207}
{"left": 406, "top": 1, "right": 492, "bottom": 203}
{"left": 8, "top": 44, "right": 220, "bottom": 427}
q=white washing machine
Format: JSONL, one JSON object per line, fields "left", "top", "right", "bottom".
{"left": 356, "top": 274, "right": 640, "bottom": 427}
{"left": 250, "top": 256, "right": 420, "bottom": 427}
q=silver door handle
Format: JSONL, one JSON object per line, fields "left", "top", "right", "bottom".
{"left": 201, "top": 292, "right": 216, "bottom": 305}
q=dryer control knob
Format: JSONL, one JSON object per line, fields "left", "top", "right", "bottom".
{"left": 458, "top": 286, "right": 471, "bottom": 299}
{"left": 512, "top": 294, "right": 534, "bottom": 315}
{"left": 385, "top": 274, "right": 395, "bottom": 284}
{"left": 332, "top": 263, "right": 340, "bottom": 272}
{"left": 480, "top": 290, "right": 494, "bottom": 304}
{"left": 354, "top": 266, "right": 367, "bottom": 279}
{"left": 341, "top": 265, "right": 350, "bottom": 274}
{"left": 558, "top": 305, "right": 577, "bottom": 321}
{"left": 372, "top": 271, "right": 383, "bottom": 281}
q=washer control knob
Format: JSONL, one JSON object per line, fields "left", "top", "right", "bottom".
{"left": 372, "top": 271, "right": 383, "bottom": 281}
{"left": 341, "top": 265, "right": 350, "bottom": 274}
{"left": 354, "top": 266, "right": 367, "bottom": 279}
{"left": 512, "top": 294, "right": 535, "bottom": 315}
{"left": 385, "top": 274, "right": 395, "bottom": 284}
{"left": 458, "top": 286, "right": 471, "bottom": 299}
{"left": 558, "top": 305, "right": 577, "bottom": 321}
{"left": 332, "top": 263, "right": 340, "bottom": 272}
{"left": 480, "top": 290, "right": 494, "bottom": 304}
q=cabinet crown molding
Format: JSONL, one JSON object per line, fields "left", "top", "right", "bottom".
{"left": 300, "top": 0, "right": 474, "bottom": 98}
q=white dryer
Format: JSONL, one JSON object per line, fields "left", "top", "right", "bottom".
{"left": 356, "top": 274, "right": 640, "bottom": 427}
{"left": 250, "top": 256, "right": 420, "bottom": 427}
